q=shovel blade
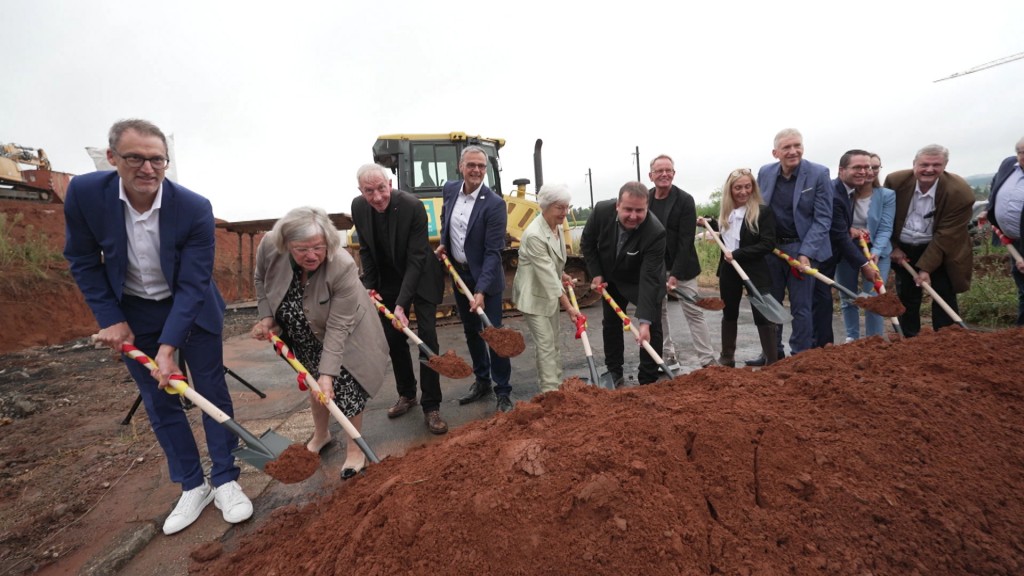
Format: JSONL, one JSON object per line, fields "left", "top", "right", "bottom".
{"left": 230, "top": 427, "right": 293, "bottom": 471}
{"left": 747, "top": 292, "right": 792, "bottom": 325}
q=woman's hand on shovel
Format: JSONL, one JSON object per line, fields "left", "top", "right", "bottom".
{"left": 312, "top": 374, "right": 336, "bottom": 403}
{"left": 250, "top": 317, "right": 278, "bottom": 341}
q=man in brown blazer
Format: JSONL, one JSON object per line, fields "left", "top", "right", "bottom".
{"left": 884, "top": 144, "right": 974, "bottom": 337}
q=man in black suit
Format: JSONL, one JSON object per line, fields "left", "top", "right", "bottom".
{"left": 813, "top": 150, "right": 877, "bottom": 347}
{"left": 352, "top": 164, "right": 448, "bottom": 434}
{"left": 985, "top": 136, "right": 1024, "bottom": 325}
{"left": 581, "top": 181, "right": 667, "bottom": 386}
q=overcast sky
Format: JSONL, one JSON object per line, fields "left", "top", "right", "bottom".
{"left": 4, "top": 1, "right": 1022, "bottom": 221}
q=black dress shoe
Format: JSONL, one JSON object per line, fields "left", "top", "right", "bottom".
{"left": 458, "top": 380, "right": 492, "bottom": 405}
{"left": 341, "top": 462, "right": 367, "bottom": 480}
{"left": 744, "top": 354, "right": 767, "bottom": 367}
{"left": 496, "top": 395, "right": 513, "bottom": 412}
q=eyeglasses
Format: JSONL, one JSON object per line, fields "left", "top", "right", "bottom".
{"left": 848, "top": 164, "right": 872, "bottom": 172}
{"left": 463, "top": 162, "right": 487, "bottom": 171}
{"left": 652, "top": 169, "right": 675, "bottom": 175}
{"left": 114, "top": 151, "right": 168, "bottom": 169}
{"left": 729, "top": 168, "right": 752, "bottom": 178}
{"left": 289, "top": 245, "right": 327, "bottom": 255}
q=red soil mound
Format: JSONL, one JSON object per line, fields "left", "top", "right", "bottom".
{"left": 194, "top": 326, "right": 1024, "bottom": 575}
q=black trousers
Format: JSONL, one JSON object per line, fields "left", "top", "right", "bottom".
{"left": 719, "top": 266, "right": 773, "bottom": 326}
{"left": 600, "top": 282, "right": 663, "bottom": 384}
{"left": 378, "top": 291, "right": 442, "bottom": 412}
{"left": 894, "top": 244, "right": 959, "bottom": 337}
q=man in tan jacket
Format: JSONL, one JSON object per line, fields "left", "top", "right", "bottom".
{"left": 884, "top": 144, "right": 974, "bottom": 337}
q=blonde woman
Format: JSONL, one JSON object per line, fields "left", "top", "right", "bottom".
{"left": 699, "top": 169, "right": 778, "bottom": 366}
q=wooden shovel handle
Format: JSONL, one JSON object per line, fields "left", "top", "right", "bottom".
{"left": 897, "top": 260, "right": 965, "bottom": 325}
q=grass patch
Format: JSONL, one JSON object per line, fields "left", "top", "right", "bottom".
{"left": 696, "top": 238, "right": 720, "bottom": 286}
{"left": 960, "top": 265, "right": 1018, "bottom": 327}
{"left": 0, "top": 212, "right": 63, "bottom": 278}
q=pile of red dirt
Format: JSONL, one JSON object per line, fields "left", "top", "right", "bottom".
{"left": 0, "top": 200, "right": 257, "bottom": 354}
{"left": 194, "top": 326, "right": 1024, "bottom": 575}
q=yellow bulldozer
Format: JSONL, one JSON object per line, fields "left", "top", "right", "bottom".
{"left": 354, "top": 132, "right": 598, "bottom": 315}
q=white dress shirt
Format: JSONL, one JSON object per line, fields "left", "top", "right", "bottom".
{"left": 899, "top": 181, "right": 937, "bottom": 246}
{"left": 994, "top": 164, "right": 1024, "bottom": 239}
{"left": 120, "top": 181, "right": 172, "bottom": 300}
{"left": 722, "top": 206, "right": 746, "bottom": 252}
{"left": 449, "top": 182, "right": 482, "bottom": 264}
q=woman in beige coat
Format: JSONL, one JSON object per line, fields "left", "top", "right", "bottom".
{"left": 250, "top": 207, "right": 387, "bottom": 479}
{"left": 512, "top": 184, "right": 581, "bottom": 393}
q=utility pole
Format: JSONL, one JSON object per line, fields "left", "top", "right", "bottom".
{"left": 588, "top": 168, "right": 595, "bottom": 209}
{"left": 633, "top": 146, "right": 641, "bottom": 181}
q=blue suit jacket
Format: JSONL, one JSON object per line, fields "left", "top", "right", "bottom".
{"left": 988, "top": 156, "right": 1024, "bottom": 237}
{"left": 63, "top": 171, "right": 225, "bottom": 347}
{"left": 439, "top": 180, "right": 507, "bottom": 296}
{"left": 863, "top": 187, "right": 896, "bottom": 258}
{"left": 828, "top": 179, "right": 868, "bottom": 268}
{"left": 758, "top": 159, "right": 833, "bottom": 262}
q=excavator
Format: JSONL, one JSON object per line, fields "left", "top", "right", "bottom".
{"left": 359, "top": 132, "right": 598, "bottom": 315}
{"left": 0, "top": 143, "right": 72, "bottom": 203}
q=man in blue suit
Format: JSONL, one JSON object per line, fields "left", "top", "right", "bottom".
{"left": 746, "top": 128, "right": 833, "bottom": 365}
{"left": 813, "top": 150, "right": 877, "bottom": 347}
{"left": 436, "top": 145, "right": 513, "bottom": 412}
{"left": 985, "top": 136, "right": 1024, "bottom": 325}
{"left": 63, "top": 119, "right": 252, "bottom": 535}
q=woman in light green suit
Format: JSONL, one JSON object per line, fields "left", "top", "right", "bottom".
{"left": 512, "top": 184, "right": 581, "bottom": 393}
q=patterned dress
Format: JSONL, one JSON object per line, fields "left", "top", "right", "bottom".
{"left": 275, "top": 266, "right": 369, "bottom": 418}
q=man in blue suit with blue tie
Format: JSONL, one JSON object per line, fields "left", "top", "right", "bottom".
{"left": 64, "top": 119, "right": 252, "bottom": 535}
{"left": 746, "top": 128, "right": 833, "bottom": 365}
{"left": 436, "top": 145, "right": 514, "bottom": 412}
{"left": 813, "top": 150, "right": 878, "bottom": 347}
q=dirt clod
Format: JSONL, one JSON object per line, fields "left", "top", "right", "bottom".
{"left": 264, "top": 444, "right": 320, "bottom": 484}
{"left": 855, "top": 291, "right": 907, "bottom": 317}
{"left": 695, "top": 297, "right": 726, "bottom": 311}
{"left": 480, "top": 326, "right": 526, "bottom": 358}
{"left": 427, "top": 350, "right": 473, "bottom": 379}
{"left": 189, "top": 542, "right": 223, "bottom": 563}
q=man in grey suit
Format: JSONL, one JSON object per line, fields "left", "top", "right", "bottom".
{"left": 746, "top": 128, "right": 832, "bottom": 365}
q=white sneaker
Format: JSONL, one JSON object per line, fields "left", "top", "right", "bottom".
{"left": 214, "top": 480, "right": 253, "bottom": 524}
{"left": 844, "top": 337, "right": 855, "bottom": 344}
{"left": 163, "top": 481, "right": 214, "bottom": 535}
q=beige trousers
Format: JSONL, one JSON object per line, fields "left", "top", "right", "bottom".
{"left": 523, "top": 310, "right": 563, "bottom": 393}
{"left": 661, "top": 277, "right": 716, "bottom": 366}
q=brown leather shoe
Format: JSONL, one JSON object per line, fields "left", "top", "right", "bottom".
{"left": 387, "top": 396, "right": 417, "bottom": 419}
{"left": 425, "top": 410, "right": 448, "bottom": 434}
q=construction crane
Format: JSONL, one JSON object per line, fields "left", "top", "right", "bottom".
{"left": 934, "top": 51, "right": 1024, "bottom": 82}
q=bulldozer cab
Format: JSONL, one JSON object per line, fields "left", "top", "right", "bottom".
{"left": 373, "top": 133, "right": 503, "bottom": 194}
